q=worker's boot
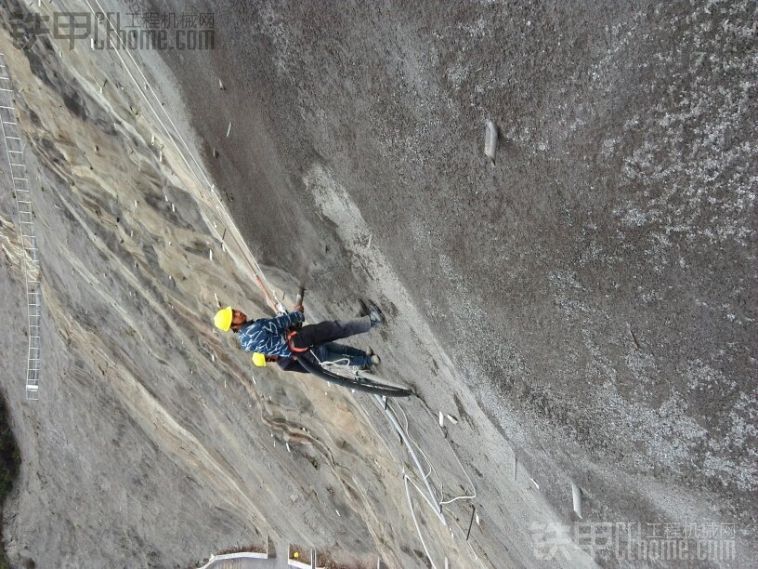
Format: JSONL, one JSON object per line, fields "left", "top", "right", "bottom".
{"left": 359, "top": 300, "right": 385, "bottom": 327}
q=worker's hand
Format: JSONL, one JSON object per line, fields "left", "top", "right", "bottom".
{"left": 293, "top": 287, "right": 305, "bottom": 314}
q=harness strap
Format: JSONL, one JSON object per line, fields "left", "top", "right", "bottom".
{"left": 287, "top": 330, "right": 309, "bottom": 354}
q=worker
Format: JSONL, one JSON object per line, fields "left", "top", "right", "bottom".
{"left": 213, "top": 299, "right": 383, "bottom": 366}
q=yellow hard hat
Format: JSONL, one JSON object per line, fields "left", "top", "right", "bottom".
{"left": 252, "top": 353, "right": 267, "bottom": 367}
{"left": 214, "top": 306, "right": 233, "bottom": 331}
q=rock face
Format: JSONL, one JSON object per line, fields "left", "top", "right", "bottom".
{"left": 0, "top": 0, "right": 755, "bottom": 568}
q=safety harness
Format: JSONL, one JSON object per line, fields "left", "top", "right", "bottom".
{"left": 286, "top": 330, "right": 309, "bottom": 354}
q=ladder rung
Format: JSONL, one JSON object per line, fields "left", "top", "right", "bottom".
{"left": 13, "top": 177, "right": 28, "bottom": 181}
{"left": 0, "top": 105, "right": 13, "bottom": 110}
{"left": 3, "top": 120, "right": 17, "bottom": 125}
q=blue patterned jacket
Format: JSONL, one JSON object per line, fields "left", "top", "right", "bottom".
{"left": 236, "top": 310, "right": 304, "bottom": 357}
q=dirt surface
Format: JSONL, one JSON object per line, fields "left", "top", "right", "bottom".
{"left": 149, "top": 0, "right": 757, "bottom": 563}
{"left": 150, "top": 2, "right": 758, "bottom": 564}
{"left": 0, "top": 0, "right": 755, "bottom": 568}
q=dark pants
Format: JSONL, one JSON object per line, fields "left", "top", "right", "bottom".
{"left": 290, "top": 317, "right": 372, "bottom": 350}
{"left": 278, "top": 343, "right": 371, "bottom": 374}
{"left": 313, "top": 343, "right": 371, "bottom": 368}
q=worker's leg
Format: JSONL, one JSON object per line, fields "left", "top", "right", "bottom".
{"left": 291, "top": 317, "right": 372, "bottom": 350}
{"left": 313, "top": 343, "right": 371, "bottom": 368}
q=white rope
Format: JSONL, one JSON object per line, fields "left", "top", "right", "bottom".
{"left": 65, "top": 0, "right": 282, "bottom": 312}
{"left": 396, "top": 402, "right": 435, "bottom": 481}
{"left": 419, "top": 399, "right": 478, "bottom": 506}
{"left": 404, "top": 474, "right": 441, "bottom": 569}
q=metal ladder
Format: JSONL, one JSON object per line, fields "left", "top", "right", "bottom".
{"left": 0, "top": 52, "right": 40, "bottom": 401}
